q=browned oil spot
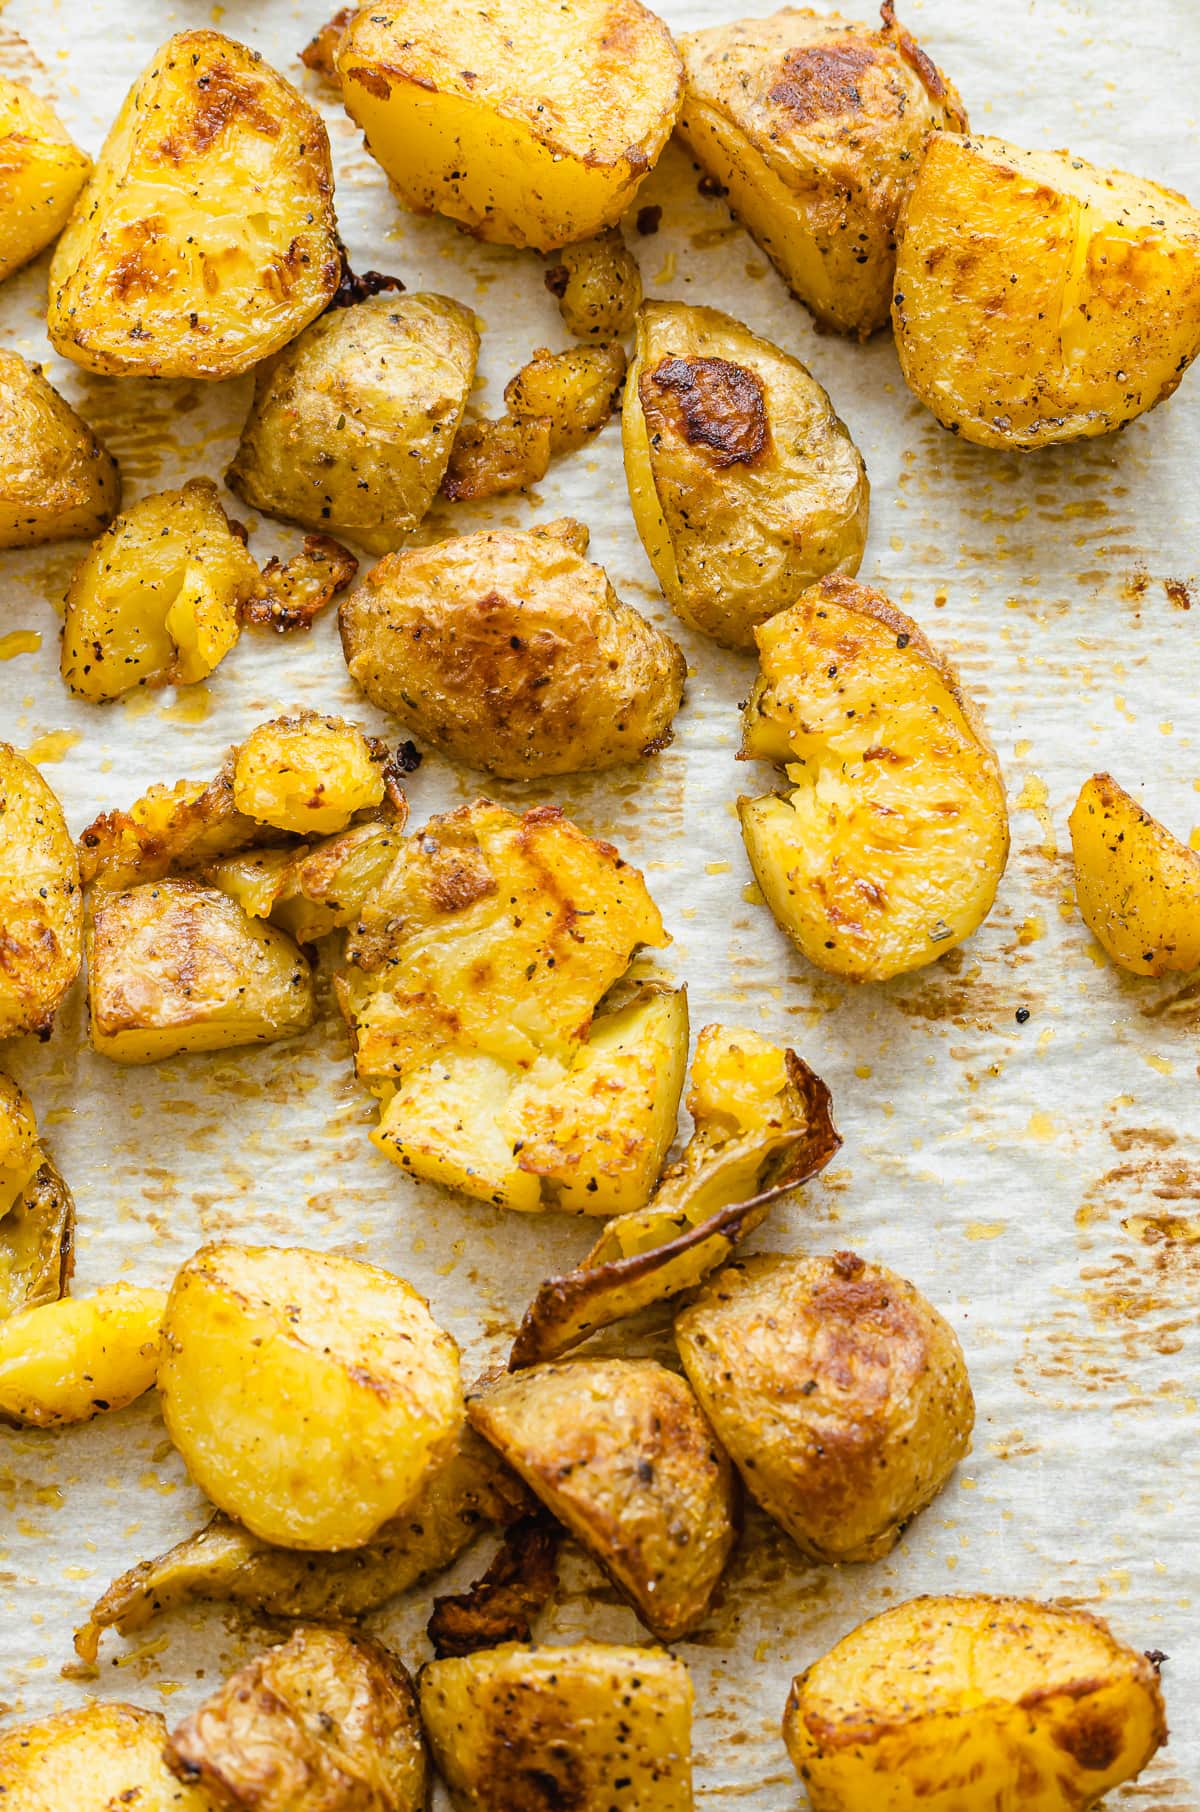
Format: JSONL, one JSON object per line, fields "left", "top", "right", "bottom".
{"left": 1163, "top": 577, "right": 1194, "bottom": 610}
{"left": 1110, "top": 1127, "right": 1177, "bottom": 1153}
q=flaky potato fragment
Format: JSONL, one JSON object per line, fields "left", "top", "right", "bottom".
{"left": 1069, "top": 773, "right": 1200, "bottom": 976}
{"left": 439, "top": 413, "right": 551, "bottom": 502}
{"left": 0, "top": 1282, "right": 165, "bottom": 1427}
{"left": 205, "top": 820, "right": 404, "bottom": 946}
{"left": 544, "top": 227, "right": 643, "bottom": 337}
{"left": 0, "top": 76, "right": 92, "bottom": 284}
{"left": 0, "top": 742, "right": 83, "bottom": 1041}
{"left": 240, "top": 534, "right": 358, "bottom": 633}
{"left": 0, "top": 350, "right": 119, "bottom": 549}
{"left": 78, "top": 769, "right": 269, "bottom": 892}
{"left": 0, "top": 1702, "right": 214, "bottom": 1812}
{"left": 427, "top": 1513, "right": 560, "bottom": 1658}
{"left": 503, "top": 341, "right": 627, "bottom": 453}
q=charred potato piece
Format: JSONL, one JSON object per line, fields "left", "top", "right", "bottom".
{"left": 740, "top": 576, "right": 1008, "bottom": 980}
{"left": 48, "top": 31, "right": 339, "bottom": 379}
{"left": 207, "top": 820, "right": 404, "bottom": 946}
{"left": 427, "top": 1513, "right": 560, "bottom": 1657}
{"left": 0, "top": 1281, "right": 165, "bottom": 1427}
{"left": 0, "top": 1702, "right": 214, "bottom": 1812}
{"left": 0, "top": 77, "right": 91, "bottom": 284}
{"left": 783, "top": 1595, "right": 1167, "bottom": 1810}
{"left": 503, "top": 342, "right": 626, "bottom": 453}
{"left": 0, "top": 1156, "right": 74, "bottom": 1320}
{"left": 158, "top": 1242, "right": 462, "bottom": 1549}
{"left": 545, "top": 227, "right": 642, "bottom": 338}
{"left": 78, "top": 769, "right": 268, "bottom": 892}
{"left": 337, "top": 0, "right": 682, "bottom": 252}
{"left": 0, "top": 743, "right": 83, "bottom": 1041}
{"left": 339, "top": 521, "right": 685, "bottom": 777}
{"left": 623, "top": 300, "right": 869, "bottom": 648}
{"left": 439, "top": 414, "right": 551, "bottom": 503}
{"left": 420, "top": 1642, "right": 694, "bottom": 1811}
{"left": 227, "top": 294, "right": 478, "bottom": 552}
{"left": 678, "top": 5, "right": 966, "bottom": 338}
{"left": 893, "top": 133, "right": 1200, "bottom": 447}
{"left": 241, "top": 534, "right": 358, "bottom": 633}
{"left": 0, "top": 350, "right": 119, "bottom": 548}
{"left": 231, "top": 711, "right": 389, "bottom": 836}
{"left": 1070, "top": 773, "right": 1200, "bottom": 976}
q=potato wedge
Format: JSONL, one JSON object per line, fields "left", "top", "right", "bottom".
{"left": 0, "top": 743, "right": 83, "bottom": 1041}
{"left": 893, "top": 133, "right": 1200, "bottom": 447}
{"left": 503, "top": 342, "right": 627, "bottom": 454}
{"left": 337, "top": 0, "right": 682, "bottom": 252}
{"left": 739, "top": 576, "right": 1008, "bottom": 980}
{"left": 158, "top": 1242, "right": 462, "bottom": 1549}
{"left": 0, "top": 1702, "right": 214, "bottom": 1812}
{"left": 439, "top": 413, "right": 551, "bottom": 503}
{"left": 0, "top": 350, "right": 119, "bottom": 548}
{"left": 227, "top": 294, "right": 478, "bottom": 552}
{"left": 545, "top": 227, "right": 643, "bottom": 338}
{"left": 0, "top": 77, "right": 92, "bottom": 284}
{"left": 339, "top": 522, "right": 685, "bottom": 777}
{"left": 1069, "top": 773, "right": 1200, "bottom": 976}
{"left": 783, "top": 1595, "right": 1167, "bottom": 1810}
{"left": 206, "top": 820, "right": 404, "bottom": 945}
{"left": 0, "top": 1282, "right": 165, "bottom": 1427}
{"left": 623, "top": 300, "right": 869, "bottom": 647}
{"left": 678, "top": 5, "right": 967, "bottom": 338}
{"left": 48, "top": 31, "right": 340, "bottom": 379}
{"left": 231, "top": 711, "right": 389, "bottom": 836}
{"left": 419, "top": 1642, "right": 694, "bottom": 1811}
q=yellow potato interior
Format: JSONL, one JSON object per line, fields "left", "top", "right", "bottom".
{"left": 1069, "top": 772, "right": 1200, "bottom": 975}
{"left": 0, "top": 1701, "right": 214, "bottom": 1812}
{"left": 0, "top": 1283, "right": 166, "bottom": 1427}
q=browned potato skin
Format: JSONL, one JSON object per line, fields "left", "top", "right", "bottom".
{"left": 0, "top": 743, "right": 83, "bottom": 1042}
{"left": 439, "top": 413, "right": 551, "bottom": 502}
{"left": 504, "top": 342, "right": 627, "bottom": 452}
{"left": 240, "top": 534, "right": 358, "bottom": 633}
{"left": 469, "top": 1357, "right": 739, "bottom": 1640}
{"left": 545, "top": 227, "right": 643, "bottom": 337}
{"left": 0, "top": 1158, "right": 75, "bottom": 1321}
{"left": 676, "top": 1250, "right": 973, "bottom": 1563}
{"left": 0, "top": 351, "right": 119, "bottom": 548}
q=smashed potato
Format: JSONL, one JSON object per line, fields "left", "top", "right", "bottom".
{"left": 893, "top": 133, "right": 1200, "bottom": 447}
{"left": 206, "top": 820, "right": 404, "bottom": 946}
{"left": 0, "top": 1702, "right": 213, "bottom": 1812}
{"left": 158, "top": 1242, "right": 463, "bottom": 1549}
{"left": 623, "top": 300, "right": 869, "bottom": 647}
{"left": 0, "top": 77, "right": 92, "bottom": 284}
{"left": 545, "top": 227, "right": 643, "bottom": 338}
{"left": 784, "top": 1595, "right": 1167, "bottom": 1810}
{"left": 1069, "top": 772, "right": 1200, "bottom": 976}
{"left": 504, "top": 342, "right": 627, "bottom": 454}
{"left": 232, "top": 712, "right": 389, "bottom": 835}
{"left": 439, "top": 413, "right": 552, "bottom": 502}
{"left": 0, "top": 1282, "right": 165, "bottom": 1428}
{"left": 337, "top": 0, "right": 682, "bottom": 252}
{"left": 739, "top": 576, "right": 1008, "bottom": 980}
{"left": 48, "top": 31, "right": 340, "bottom": 378}
{"left": 0, "top": 743, "right": 83, "bottom": 1042}
{"left": 0, "top": 350, "right": 119, "bottom": 548}
{"left": 78, "top": 770, "right": 268, "bottom": 892}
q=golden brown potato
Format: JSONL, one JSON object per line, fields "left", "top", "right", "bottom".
{"left": 48, "top": 31, "right": 340, "bottom": 379}
{"left": 544, "top": 226, "right": 643, "bottom": 337}
{"left": 0, "top": 1282, "right": 166, "bottom": 1427}
{"left": 300, "top": 8, "right": 355, "bottom": 88}
{"left": 240, "top": 534, "right": 358, "bottom": 634}
{"left": 783, "top": 1595, "right": 1168, "bottom": 1811}
{"left": 503, "top": 342, "right": 627, "bottom": 453}
{"left": 0, "top": 1702, "right": 214, "bottom": 1812}
{"left": 0, "top": 77, "right": 92, "bottom": 283}
{"left": 0, "top": 1071, "right": 74, "bottom": 1319}
{"left": 231, "top": 711, "right": 390, "bottom": 836}
{"left": 339, "top": 521, "right": 685, "bottom": 777}
{"left": 0, "top": 743, "right": 83, "bottom": 1041}
{"left": 158, "top": 1242, "right": 463, "bottom": 1549}
{"left": 227, "top": 294, "right": 479, "bottom": 552}
{"left": 337, "top": 0, "right": 682, "bottom": 252}
{"left": 0, "top": 350, "right": 119, "bottom": 548}
{"left": 0, "top": 1068, "right": 40, "bottom": 1219}
{"left": 166, "top": 1626, "right": 426, "bottom": 1812}
{"left": 678, "top": 5, "right": 967, "bottom": 338}
{"left": 676, "top": 1249, "right": 972, "bottom": 1563}
{"left": 740, "top": 576, "right": 1008, "bottom": 980}
{"left": 419, "top": 1642, "right": 694, "bottom": 1811}
{"left": 1069, "top": 773, "right": 1200, "bottom": 976}
{"left": 439, "top": 413, "right": 551, "bottom": 502}
{"left": 78, "top": 769, "right": 269, "bottom": 892}
{"left": 61, "top": 479, "right": 262, "bottom": 701}
{"left": 206, "top": 820, "right": 404, "bottom": 946}
{"left": 893, "top": 133, "right": 1200, "bottom": 447}
{"left": 623, "top": 300, "right": 869, "bottom": 648}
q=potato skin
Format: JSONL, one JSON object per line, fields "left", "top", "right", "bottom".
{"left": 893, "top": 133, "right": 1200, "bottom": 447}
{"left": 0, "top": 1156, "right": 75, "bottom": 1321}
{"left": 0, "top": 742, "right": 83, "bottom": 1042}
{"left": 339, "top": 522, "right": 685, "bottom": 777}
{"left": 0, "top": 1702, "right": 214, "bottom": 1812}
{"left": 0, "top": 351, "right": 119, "bottom": 548}
{"left": 623, "top": 300, "right": 869, "bottom": 648}
{"left": 1069, "top": 773, "right": 1200, "bottom": 976}
{"left": 0, "top": 77, "right": 92, "bottom": 284}
{"left": 783, "top": 1594, "right": 1168, "bottom": 1811}
{"left": 0, "top": 1282, "right": 166, "bottom": 1428}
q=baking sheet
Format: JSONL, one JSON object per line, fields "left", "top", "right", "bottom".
{"left": 0, "top": 0, "right": 1198, "bottom": 1801}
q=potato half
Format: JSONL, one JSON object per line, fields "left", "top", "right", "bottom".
{"left": 0, "top": 77, "right": 92, "bottom": 284}
{"left": 739, "top": 576, "right": 1008, "bottom": 980}
{"left": 0, "top": 1702, "right": 213, "bottom": 1812}
{"left": 783, "top": 1595, "right": 1167, "bottom": 1811}
{"left": 893, "top": 133, "right": 1200, "bottom": 447}
{"left": 0, "top": 351, "right": 119, "bottom": 548}
{"left": 158, "top": 1242, "right": 463, "bottom": 1549}
{"left": 623, "top": 300, "right": 868, "bottom": 648}
{"left": 1069, "top": 772, "right": 1200, "bottom": 976}
{"left": 337, "top": 0, "right": 683, "bottom": 252}
{"left": 0, "top": 742, "right": 83, "bottom": 1042}
{"left": 0, "top": 1282, "right": 166, "bottom": 1427}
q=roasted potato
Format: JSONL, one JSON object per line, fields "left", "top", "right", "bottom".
{"left": 623, "top": 300, "right": 869, "bottom": 648}
{"left": 0, "top": 743, "right": 83, "bottom": 1042}
{"left": 419, "top": 1642, "right": 694, "bottom": 1811}
{"left": 0, "top": 1069, "right": 40, "bottom": 1219}
{"left": 0, "top": 1702, "right": 214, "bottom": 1812}
{"left": 206, "top": 820, "right": 404, "bottom": 946}
{"left": 0, "top": 350, "right": 119, "bottom": 548}
{"left": 86, "top": 880, "right": 315, "bottom": 1063}
{"left": 0, "top": 1155, "right": 74, "bottom": 1320}
{"left": 893, "top": 133, "right": 1200, "bottom": 448}
{"left": 301, "top": 8, "right": 355, "bottom": 88}
{"left": 676, "top": 1249, "right": 973, "bottom": 1562}
{"left": 61, "top": 479, "right": 261, "bottom": 701}
{"left": 783, "top": 1595, "right": 1168, "bottom": 1810}
{"left": 240, "top": 534, "right": 358, "bottom": 634}
{"left": 48, "top": 31, "right": 340, "bottom": 379}
{"left": 504, "top": 342, "right": 627, "bottom": 453}
{"left": 469, "top": 1358, "right": 738, "bottom": 1640}
{"left": 427, "top": 1512, "right": 560, "bottom": 1657}
{"left": 545, "top": 226, "right": 643, "bottom": 337}
{"left": 337, "top": 0, "right": 683, "bottom": 252}
{"left": 158, "top": 1242, "right": 463, "bottom": 1549}
{"left": 339, "top": 520, "right": 685, "bottom": 777}
{"left": 78, "top": 770, "right": 268, "bottom": 892}
{"left": 0, "top": 1281, "right": 165, "bottom": 1427}
{"left": 227, "top": 294, "right": 479, "bottom": 552}
{"left": 739, "top": 576, "right": 1009, "bottom": 980}
{"left": 1070, "top": 773, "right": 1200, "bottom": 976}
{"left": 439, "top": 413, "right": 552, "bottom": 502}
{"left": 231, "top": 712, "right": 390, "bottom": 836}
{"left": 0, "top": 77, "right": 92, "bottom": 284}
{"left": 166, "top": 1626, "right": 426, "bottom": 1812}
{"left": 678, "top": 5, "right": 967, "bottom": 338}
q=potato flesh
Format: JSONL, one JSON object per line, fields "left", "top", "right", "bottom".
{"left": 232, "top": 714, "right": 386, "bottom": 835}
{"left": 206, "top": 820, "right": 403, "bottom": 944}
{"left": 0, "top": 742, "right": 83, "bottom": 1040}
{"left": 0, "top": 350, "right": 119, "bottom": 548}
{"left": 504, "top": 342, "right": 627, "bottom": 453}
{"left": 0, "top": 1702, "right": 214, "bottom": 1812}
{"left": 0, "top": 1283, "right": 165, "bottom": 1427}
{"left": 0, "top": 1157, "right": 75, "bottom": 1321}
{"left": 439, "top": 414, "right": 551, "bottom": 502}
{"left": 547, "top": 227, "right": 643, "bottom": 338}
{"left": 1069, "top": 773, "right": 1200, "bottom": 976}
{"left": 0, "top": 77, "right": 91, "bottom": 284}
{"left": 78, "top": 772, "right": 267, "bottom": 891}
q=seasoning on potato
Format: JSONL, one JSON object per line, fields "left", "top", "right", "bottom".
{"left": 205, "top": 820, "right": 404, "bottom": 946}
{"left": 0, "top": 1072, "right": 74, "bottom": 1319}
{"left": 739, "top": 575, "right": 1008, "bottom": 980}
{"left": 545, "top": 227, "right": 643, "bottom": 338}
{"left": 0, "top": 1282, "right": 166, "bottom": 1428}
{"left": 503, "top": 342, "right": 627, "bottom": 454}
{"left": 0, "top": 350, "right": 119, "bottom": 549}
{"left": 0, "top": 1702, "right": 214, "bottom": 1812}
{"left": 231, "top": 711, "right": 390, "bottom": 836}
{"left": 0, "top": 76, "right": 92, "bottom": 285}
{"left": 623, "top": 300, "right": 869, "bottom": 648}
{"left": 0, "top": 742, "right": 83, "bottom": 1042}
{"left": 1069, "top": 772, "right": 1200, "bottom": 976}
{"left": 240, "top": 534, "right": 358, "bottom": 635}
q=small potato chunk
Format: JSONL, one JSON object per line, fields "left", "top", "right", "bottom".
{"left": 0, "top": 77, "right": 91, "bottom": 284}
{"left": 0, "top": 350, "right": 119, "bottom": 548}
{"left": 0, "top": 1156, "right": 74, "bottom": 1320}
{"left": 894, "top": 133, "right": 1200, "bottom": 447}
{"left": 623, "top": 300, "right": 869, "bottom": 648}
{"left": 0, "top": 743, "right": 83, "bottom": 1041}
{"left": 676, "top": 1250, "right": 973, "bottom": 1562}
{"left": 439, "top": 414, "right": 551, "bottom": 503}
{"left": 0, "top": 1282, "right": 165, "bottom": 1427}
{"left": 232, "top": 712, "right": 388, "bottom": 835}
{"left": 678, "top": 6, "right": 966, "bottom": 338}
{"left": 227, "top": 294, "right": 478, "bottom": 552}
{"left": 241, "top": 534, "right": 359, "bottom": 634}
{"left": 87, "top": 880, "right": 315, "bottom": 1063}
{"left": 48, "top": 31, "right": 340, "bottom": 379}
{"left": 740, "top": 576, "right": 1008, "bottom": 980}
{"left": 1070, "top": 773, "right": 1200, "bottom": 977}
{"left": 545, "top": 227, "right": 642, "bottom": 338}
{"left": 339, "top": 522, "right": 685, "bottom": 777}
{"left": 158, "top": 1242, "right": 463, "bottom": 1549}
{"left": 337, "top": 0, "right": 682, "bottom": 252}
{"left": 166, "top": 1626, "right": 426, "bottom": 1812}
{"left": 783, "top": 1595, "right": 1167, "bottom": 1811}
{"left": 469, "top": 1358, "right": 738, "bottom": 1640}
{"left": 420, "top": 1642, "right": 694, "bottom": 1811}
{"left": 207, "top": 820, "right": 404, "bottom": 945}
{"left": 61, "top": 479, "right": 261, "bottom": 701}
{"left": 0, "top": 1702, "right": 214, "bottom": 1812}
{"left": 504, "top": 342, "right": 627, "bottom": 453}
{"left": 78, "top": 771, "right": 267, "bottom": 892}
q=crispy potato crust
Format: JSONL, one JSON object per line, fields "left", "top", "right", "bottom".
{"left": 78, "top": 768, "right": 269, "bottom": 892}
{"left": 0, "top": 77, "right": 92, "bottom": 284}
{"left": 439, "top": 413, "right": 551, "bottom": 502}
{"left": 1069, "top": 773, "right": 1200, "bottom": 976}
{"left": 503, "top": 342, "right": 627, "bottom": 452}
{"left": 427, "top": 1513, "right": 560, "bottom": 1658}
{"left": 0, "top": 351, "right": 119, "bottom": 548}
{"left": 231, "top": 711, "right": 389, "bottom": 835}
{"left": 0, "top": 743, "right": 83, "bottom": 1040}
{"left": 0, "top": 1702, "right": 213, "bottom": 1812}
{"left": 241, "top": 534, "right": 358, "bottom": 633}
